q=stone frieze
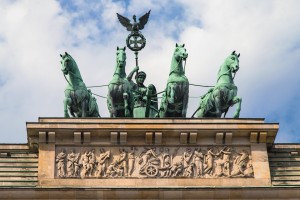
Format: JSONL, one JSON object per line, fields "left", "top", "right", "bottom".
{"left": 55, "top": 146, "right": 254, "bottom": 179}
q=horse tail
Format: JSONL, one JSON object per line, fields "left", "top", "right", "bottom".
{"left": 191, "top": 106, "right": 201, "bottom": 118}
{"left": 87, "top": 93, "right": 100, "bottom": 117}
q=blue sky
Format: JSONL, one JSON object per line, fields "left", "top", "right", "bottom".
{"left": 0, "top": 0, "right": 300, "bottom": 143}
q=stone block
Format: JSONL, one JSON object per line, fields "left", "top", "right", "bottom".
{"left": 189, "top": 132, "right": 197, "bottom": 144}
{"left": 251, "top": 143, "right": 268, "bottom": 162}
{"left": 225, "top": 132, "right": 232, "bottom": 144}
{"left": 250, "top": 132, "right": 258, "bottom": 143}
{"left": 252, "top": 161, "right": 271, "bottom": 179}
{"left": 291, "top": 151, "right": 299, "bottom": 156}
{"left": 162, "top": 190, "right": 183, "bottom": 199}
{"left": 0, "top": 153, "right": 8, "bottom": 157}
{"left": 155, "top": 132, "right": 162, "bottom": 144}
{"left": 180, "top": 132, "right": 188, "bottom": 144}
{"left": 110, "top": 132, "right": 118, "bottom": 144}
{"left": 83, "top": 132, "right": 91, "bottom": 143}
{"left": 120, "top": 132, "right": 127, "bottom": 144}
{"left": 74, "top": 132, "right": 81, "bottom": 144}
{"left": 48, "top": 132, "right": 55, "bottom": 143}
{"left": 216, "top": 132, "right": 224, "bottom": 144}
{"left": 39, "top": 132, "right": 46, "bottom": 143}
{"left": 145, "top": 132, "right": 153, "bottom": 144}
{"left": 259, "top": 132, "right": 267, "bottom": 143}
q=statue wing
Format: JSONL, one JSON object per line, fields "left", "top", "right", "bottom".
{"left": 117, "top": 13, "right": 132, "bottom": 31}
{"left": 138, "top": 10, "right": 151, "bottom": 30}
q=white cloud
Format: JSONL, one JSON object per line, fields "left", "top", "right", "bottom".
{"left": 0, "top": 0, "right": 300, "bottom": 143}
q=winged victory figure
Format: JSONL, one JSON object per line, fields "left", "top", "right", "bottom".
{"left": 117, "top": 10, "right": 151, "bottom": 33}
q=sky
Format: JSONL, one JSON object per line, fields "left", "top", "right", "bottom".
{"left": 0, "top": 0, "right": 300, "bottom": 143}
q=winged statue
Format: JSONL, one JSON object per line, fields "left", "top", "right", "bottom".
{"left": 117, "top": 10, "right": 151, "bottom": 33}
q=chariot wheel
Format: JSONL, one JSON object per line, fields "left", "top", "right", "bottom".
{"left": 145, "top": 165, "right": 159, "bottom": 177}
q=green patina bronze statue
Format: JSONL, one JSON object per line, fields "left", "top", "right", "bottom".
{"left": 159, "top": 43, "right": 189, "bottom": 118}
{"left": 192, "top": 51, "right": 242, "bottom": 118}
{"left": 60, "top": 52, "right": 100, "bottom": 118}
{"left": 127, "top": 66, "right": 158, "bottom": 118}
{"left": 107, "top": 47, "right": 133, "bottom": 117}
{"left": 117, "top": 10, "right": 150, "bottom": 52}
{"left": 57, "top": 10, "right": 246, "bottom": 119}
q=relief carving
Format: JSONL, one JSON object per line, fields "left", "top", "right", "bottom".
{"left": 95, "top": 149, "right": 110, "bottom": 177}
{"left": 55, "top": 146, "right": 254, "bottom": 179}
{"left": 56, "top": 150, "right": 66, "bottom": 177}
{"left": 67, "top": 150, "right": 80, "bottom": 177}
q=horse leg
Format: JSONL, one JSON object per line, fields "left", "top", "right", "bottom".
{"left": 63, "top": 97, "right": 72, "bottom": 118}
{"left": 181, "top": 84, "right": 189, "bottom": 117}
{"left": 159, "top": 92, "right": 167, "bottom": 118}
{"left": 232, "top": 96, "right": 242, "bottom": 118}
{"left": 214, "top": 96, "right": 222, "bottom": 118}
{"left": 211, "top": 89, "right": 222, "bottom": 117}
{"left": 107, "top": 95, "right": 115, "bottom": 117}
{"left": 81, "top": 99, "right": 88, "bottom": 117}
{"left": 107, "top": 85, "right": 117, "bottom": 117}
{"left": 168, "top": 84, "right": 175, "bottom": 104}
{"left": 123, "top": 92, "right": 130, "bottom": 117}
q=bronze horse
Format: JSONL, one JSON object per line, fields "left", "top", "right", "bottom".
{"left": 159, "top": 44, "right": 189, "bottom": 118}
{"left": 193, "top": 51, "right": 242, "bottom": 118}
{"left": 107, "top": 47, "right": 133, "bottom": 117}
{"left": 60, "top": 52, "right": 100, "bottom": 118}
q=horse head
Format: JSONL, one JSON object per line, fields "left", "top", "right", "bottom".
{"left": 174, "top": 43, "right": 188, "bottom": 62}
{"left": 225, "top": 51, "right": 240, "bottom": 74}
{"left": 116, "top": 46, "right": 126, "bottom": 69}
{"left": 169, "top": 43, "right": 189, "bottom": 76}
{"left": 60, "top": 52, "right": 75, "bottom": 75}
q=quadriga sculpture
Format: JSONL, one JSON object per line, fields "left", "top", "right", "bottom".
{"left": 107, "top": 47, "right": 133, "bottom": 117}
{"left": 193, "top": 51, "right": 242, "bottom": 118}
{"left": 60, "top": 52, "right": 100, "bottom": 118}
{"left": 159, "top": 43, "right": 189, "bottom": 117}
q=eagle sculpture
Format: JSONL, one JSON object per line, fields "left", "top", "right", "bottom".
{"left": 117, "top": 10, "right": 151, "bottom": 33}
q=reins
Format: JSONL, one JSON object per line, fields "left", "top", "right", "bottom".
{"left": 216, "top": 65, "right": 237, "bottom": 83}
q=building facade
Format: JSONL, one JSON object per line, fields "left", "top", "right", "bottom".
{"left": 0, "top": 118, "right": 299, "bottom": 199}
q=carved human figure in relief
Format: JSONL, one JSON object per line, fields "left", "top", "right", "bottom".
{"left": 170, "top": 157, "right": 184, "bottom": 177}
{"left": 139, "top": 147, "right": 158, "bottom": 173}
{"left": 160, "top": 148, "right": 172, "bottom": 177}
{"left": 217, "top": 147, "right": 232, "bottom": 177}
{"left": 117, "top": 149, "right": 128, "bottom": 176}
{"left": 192, "top": 148, "right": 204, "bottom": 177}
{"left": 243, "top": 155, "right": 254, "bottom": 177}
{"left": 73, "top": 153, "right": 81, "bottom": 176}
{"left": 128, "top": 147, "right": 136, "bottom": 176}
{"left": 67, "top": 150, "right": 80, "bottom": 177}
{"left": 56, "top": 150, "right": 66, "bottom": 177}
{"left": 106, "top": 161, "right": 118, "bottom": 177}
{"left": 138, "top": 147, "right": 161, "bottom": 177}
{"left": 87, "top": 149, "right": 96, "bottom": 177}
{"left": 230, "top": 150, "right": 251, "bottom": 177}
{"left": 214, "top": 158, "right": 225, "bottom": 177}
{"left": 203, "top": 147, "right": 218, "bottom": 176}
{"left": 182, "top": 148, "right": 194, "bottom": 177}
{"left": 80, "top": 150, "right": 90, "bottom": 178}
{"left": 95, "top": 149, "right": 110, "bottom": 177}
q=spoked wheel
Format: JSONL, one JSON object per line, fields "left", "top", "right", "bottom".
{"left": 145, "top": 165, "right": 159, "bottom": 177}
